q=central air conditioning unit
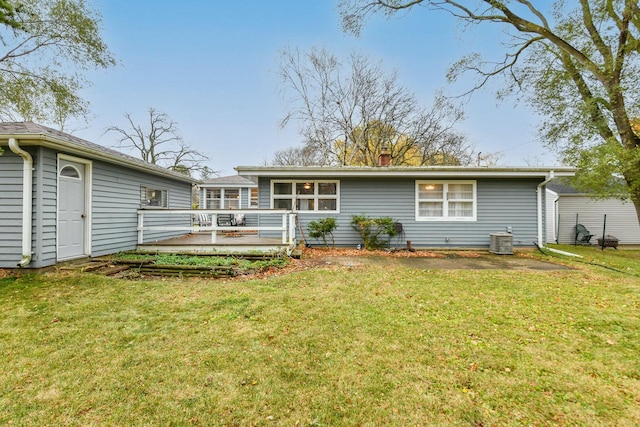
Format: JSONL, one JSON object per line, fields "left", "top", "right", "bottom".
{"left": 490, "top": 232, "right": 513, "bottom": 255}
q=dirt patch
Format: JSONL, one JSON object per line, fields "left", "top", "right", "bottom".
{"left": 0, "top": 269, "right": 14, "bottom": 279}
{"left": 0, "top": 248, "right": 569, "bottom": 281}
{"left": 302, "top": 247, "right": 489, "bottom": 259}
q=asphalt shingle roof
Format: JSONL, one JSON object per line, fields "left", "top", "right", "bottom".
{"left": 0, "top": 122, "right": 197, "bottom": 183}
{"left": 201, "top": 174, "right": 257, "bottom": 186}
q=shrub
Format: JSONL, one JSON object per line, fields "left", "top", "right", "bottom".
{"left": 350, "top": 214, "right": 399, "bottom": 250}
{"left": 307, "top": 217, "right": 338, "bottom": 248}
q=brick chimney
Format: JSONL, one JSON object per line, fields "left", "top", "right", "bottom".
{"left": 378, "top": 147, "right": 391, "bottom": 167}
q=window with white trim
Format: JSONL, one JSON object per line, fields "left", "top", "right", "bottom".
{"left": 250, "top": 188, "right": 258, "bottom": 208}
{"left": 205, "top": 188, "right": 240, "bottom": 209}
{"left": 271, "top": 180, "right": 339, "bottom": 212}
{"left": 141, "top": 186, "right": 168, "bottom": 208}
{"left": 59, "top": 165, "right": 81, "bottom": 179}
{"left": 416, "top": 180, "right": 476, "bottom": 221}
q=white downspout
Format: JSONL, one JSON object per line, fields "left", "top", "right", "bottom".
{"left": 536, "top": 170, "right": 555, "bottom": 247}
{"left": 8, "top": 138, "right": 33, "bottom": 267}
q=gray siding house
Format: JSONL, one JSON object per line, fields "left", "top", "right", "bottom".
{"left": 546, "top": 181, "right": 640, "bottom": 245}
{"left": 0, "top": 122, "right": 197, "bottom": 269}
{"left": 198, "top": 175, "right": 258, "bottom": 210}
{"left": 236, "top": 166, "right": 575, "bottom": 248}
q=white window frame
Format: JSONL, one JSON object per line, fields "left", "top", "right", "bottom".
{"left": 59, "top": 165, "right": 81, "bottom": 179}
{"left": 270, "top": 180, "right": 340, "bottom": 213}
{"left": 415, "top": 180, "right": 477, "bottom": 221}
{"left": 141, "top": 186, "right": 169, "bottom": 209}
{"left": 249, "top": 187, "right": 259, "bottom": 208}
{"left": 204, "top": 188, "right": 242, "bottom": 209}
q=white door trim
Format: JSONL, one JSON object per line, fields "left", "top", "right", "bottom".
{"left": 57, "top": 154, "right": 93, "bottom": 259}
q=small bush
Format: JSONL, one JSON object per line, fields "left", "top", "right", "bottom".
{"left": 307, "top": 217, "right": 338, "bottom": 248}
{"left": 350, "top": 214, "right": 399, "bottom": 250}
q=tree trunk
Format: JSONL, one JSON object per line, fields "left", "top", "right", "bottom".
{"left": 629, "top": 184, "right": 640, "bottom": 226}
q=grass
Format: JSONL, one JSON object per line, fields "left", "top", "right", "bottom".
{"left": 1, "top": 247, "right": 639, "bottom": 425}
{"left": 539, "top": 244, "right": 640, "bottom": 276}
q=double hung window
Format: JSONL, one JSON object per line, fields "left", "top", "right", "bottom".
{"left": 271, "top": 181, "right": 339, "bottom": 212}
{"left": 416, "top": 181, "right": 476, "bottom": 221}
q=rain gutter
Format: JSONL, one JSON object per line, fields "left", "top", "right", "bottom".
{"left": 536, "top": 170, "right": 555, "bottom": 246}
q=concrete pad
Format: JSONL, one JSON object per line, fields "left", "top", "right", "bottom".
{"left": 308, "top": 254, "right": 572, "bottom": 271}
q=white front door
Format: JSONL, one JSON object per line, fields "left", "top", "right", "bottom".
{"left": 58, "top": 160, "right": 86, "bottom": 260}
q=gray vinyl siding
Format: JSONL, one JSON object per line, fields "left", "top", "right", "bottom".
{"left": 241, "top": 188, "right": 249, "bottom": 209}
{"left": 555, "top": 196, "right": 640, "bottom": 244}
{"left": 91, "top": 160, "right": 193, "bottom": 256}
{"left": 0, "top": 148, "right": 25, "bottom": 268}
{"left": 1, "top": 145, "right": 193, "bottom": 268}
{"left": 34, "top": 148, "right": 58, "bottom": 268}
{"left": 258, "top": 176, "right": 542, "bottom": 247}
{"left": 0, "top": 146, "right": 55, "bottom": 269}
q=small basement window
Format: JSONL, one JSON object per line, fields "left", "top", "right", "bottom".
{"left": 141, "top": 186, "right": 168, "bottom": 208}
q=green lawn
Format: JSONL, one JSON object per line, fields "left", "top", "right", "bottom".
{"left": 1, "top": 248, "right": 639, "bottom": 426}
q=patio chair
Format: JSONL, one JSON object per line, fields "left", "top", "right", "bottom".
{"left": 575, "top": 224, "right": 594, "bottom": 245}
{"left": 198, "top": 213, "right": 211, "bottom": 227}
{"left": 233, "top": 213, "right": 246, "bottom": 226}
{"left": 217, "top": 213, "right": 234, "bottom": 226}
{"left": 391, "top": 221, "right": 404, "bottom": 246}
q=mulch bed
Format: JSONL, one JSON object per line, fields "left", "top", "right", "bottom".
{"left": 0, "top": 247, "right": 492, "bottom": 281}
{"left": 300, "top": 246, "right": 486, "bottom": 258}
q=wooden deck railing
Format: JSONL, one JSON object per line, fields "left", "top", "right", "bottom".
{"left": 137, "top": 209, "right": 297, "bottom": 245}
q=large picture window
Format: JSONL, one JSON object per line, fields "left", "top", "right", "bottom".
{"left": 141, "top": 186, "right": 168, "bottom": 208}
{"left": 271, "top": 180, "right": 339, "bottom": 212}
{"left": 416, "top": 180, "right": 476, "bottom": 221}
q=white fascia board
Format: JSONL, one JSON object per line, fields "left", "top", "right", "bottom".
{"left": 6, "top": 134, "right": 199, "bottom": 184}
{"left": 198, "top": 182, "right": 258, "bottom": 188}
{"left": 235, "top": 166, "right": 576, "bottom": 179}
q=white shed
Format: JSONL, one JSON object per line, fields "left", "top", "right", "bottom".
{"left": 546, "top": 182, "right": 640, "bottom": 245}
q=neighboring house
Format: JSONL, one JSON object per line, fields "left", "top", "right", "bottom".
{"left": 198, "top": 175, "right": 258, "bottom": 209}
{"left": 236, "top": 165, "right": 576, "bottom": 248}
{"left": 546, "top": 181, "right": 640, "bottom": 245}
{"left": 0, "top": 122, "right": 197, "bottom": 269}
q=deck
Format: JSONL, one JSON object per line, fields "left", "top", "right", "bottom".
{"left": 136, "top": 208, "right": 297, "bottom": 256}
{"left": 136, "top": 232, "right": 293, "bottom": 256}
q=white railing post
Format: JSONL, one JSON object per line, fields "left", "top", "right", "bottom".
{"left": 211, "top": 214, "right": 217, "bottom": 244}
{"left": 281, "top": 213, "right": 287, "bottom": 244}
{"left": 289, "top": 213, "right": 296, "bottom": 244}
{"left": 137, "top": 211, "right": 144, "bottom": 244}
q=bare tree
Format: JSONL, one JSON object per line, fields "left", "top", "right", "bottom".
{"left": 279, "top": 46, "right": 475, "bottom": 166}
{"left": 340, "top": 0, "right": 640, "bottom": 222}
{"left": 270, "top": 145, "right": 326, "bottom": 166}
{"left": 105, "top": 108, "right": 211, "bottom": 177}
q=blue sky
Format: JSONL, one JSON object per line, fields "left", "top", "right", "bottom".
{"left": 72, "top": 0, "right": 558, "bottom": 176}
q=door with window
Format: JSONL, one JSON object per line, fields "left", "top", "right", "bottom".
{"left": 58, "top": 159, "right": 86, "bottom": 260}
